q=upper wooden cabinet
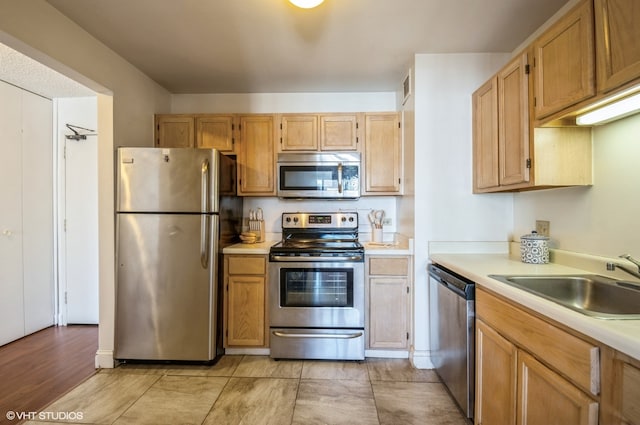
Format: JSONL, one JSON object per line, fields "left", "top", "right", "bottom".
{"left": 319, "top": 113, "right": 359, "bottom": 151}
{"left": 472, "top": 76, "right": 500, "bottom": 191}
{"left": 237, "top": 114, "right": 276, "bottom": 196}
{"left": 155, "top": 114, "right": 236, "bottom": 153}
{"left": 195, "top": 115, "right": 236, "bottom": 153}
{"left": 279, "top": 113, "right": 359, "bottom": 152}
{"left": 155, "top": 114, "right": 194, "bottom": 148}
{"left": 280, "top": 114, "right": 318, "bottom": 151}
{"left": 594, "top": 0, "right": 640, "bottom": 93}
{"left": 532, "top": 0, "right": 596, "bottom": 120}
{"left": 363, "top": 112, "right": 401, "bottom": 195}
{"left": 473, "top": 52, "right": 593, "bottom": 193}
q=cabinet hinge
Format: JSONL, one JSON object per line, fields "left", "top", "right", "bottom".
{"left": 356, "top": 122, "right": 359, "bottom": 129}
{"left": 398, "top": 178, "right": 401, "bottom": 184}
{"left": 406, "top": 286, "right": 409, "bottom": 294}
{"left": 64, "top": 292, "right": 68, "bottom": 304}
{"left": 525, "top": 64, "right": 531, "bottom": 74}
{"left": 63, "top": 146, "right": 66, "bottom": 159}
{"left": 280, "top": 123, "right": 283, "bottom": 130}
{"left": 231, "top": 124, "right": 235, "bottom": 131}
{"left": 526, "top": 158, "right": 531, "bottom": 169}
{"left": 231, "top": 138, "right": 235, "bottom": 145}
{"left": 533, "top": 97, "right": 537, "bottom": 107}
{"left": 280, "top": 137, "right": 283, "bottom": 144}
{"left": 398, "top": 122, "right": 401, "bottom": 129}
{"left": 533, "top": 57, "right": 536, "bottom": 67}
{"left": 406, "top": 332, "right": 409, "bottom": 340}
{"left": 64, "top": 219, "right": 67, "bottom": 232}
{"left": 356, "top": 137, "right": 359, "bottom": 144}
{"left": 226, "top": 329, "right": 228, "bottom": 337}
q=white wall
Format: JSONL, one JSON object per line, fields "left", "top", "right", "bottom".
{"left": 411, "top": 53, "right": 513, "bottom": 367}
{"left": 171, "top": 92, "right": 396, "bottom": 114}
{"left": 514, "top": 113, "right": 640, "bottom": 258}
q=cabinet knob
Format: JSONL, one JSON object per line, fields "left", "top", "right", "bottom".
{"left": 2, "top": 229, "right": 12, "bottom": 237}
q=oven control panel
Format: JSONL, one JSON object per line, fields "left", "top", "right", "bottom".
{"left": 281, "top": 212, "right": 358, "bottom": 229}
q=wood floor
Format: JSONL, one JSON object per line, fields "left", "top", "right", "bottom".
{"left": 0, "top": 325, "right": 98, "bottom": 425}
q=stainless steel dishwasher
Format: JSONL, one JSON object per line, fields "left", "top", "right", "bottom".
{"left": 428, "top": 263, "right": 475, "bottom": 420}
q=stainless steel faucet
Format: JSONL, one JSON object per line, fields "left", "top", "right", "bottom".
{"left": 606, "top": 254, "right": 640, "bottom": 280}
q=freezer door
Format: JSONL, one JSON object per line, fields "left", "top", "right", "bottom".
{"left": 115, "top": 213, "right": 219, "bottom": 361}
{"left": 117, "top": 147, "right": 220, "bottom": 213}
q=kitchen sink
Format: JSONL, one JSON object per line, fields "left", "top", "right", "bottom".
{"left": 488, "top": 274, "right": 640, "bottom": 319}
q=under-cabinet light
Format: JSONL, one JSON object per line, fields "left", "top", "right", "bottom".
{"left": 576, "top": 92, "right": 640, "bottom": 125}
{"left": 289, "top": 0, "right": 324, "bottom": 8}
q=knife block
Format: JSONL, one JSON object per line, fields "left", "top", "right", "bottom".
{"left": 248, "top": 219, "right": 265, "bottom": 243}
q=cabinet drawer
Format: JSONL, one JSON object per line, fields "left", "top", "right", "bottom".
{"left": 368, "top": 257, "right": 409, "bottom": 276}
{"left": 477, "top": 289, "right": 600, "bottom": 396}
{"left": 622, "top": 363, "right": 640, "bottom": 424}
{"left": 227, "top": 256, "right": 266, "bottom": 275}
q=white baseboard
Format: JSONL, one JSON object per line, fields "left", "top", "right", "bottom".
{"left": 95, "top": 350, "right": 114, "bottom": 369}
{"left": 225, "top": 348, "right": 271, "bottom": 356}
{"left": 410, "top": 350, "right": 435, "bottom": 369}
{"left": 365, "top": 350, "right": 409, "bottom": 359}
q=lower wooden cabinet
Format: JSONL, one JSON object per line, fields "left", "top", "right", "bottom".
{"left": 223, "top": 255, "right": 267, "bottom": 347}
{"left": 475, "top": 319, "right": 517, "bottom": 425}
{"left": 475, "top": 289, "right": 599, "bottom": 425}
{"left": 517, "top": 350, "right": 599, "bottom": 425}
{"left": 366, "top": 256, "right": 411, "bottom": 350}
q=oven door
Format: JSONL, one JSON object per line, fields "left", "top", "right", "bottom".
{"left": 269, "top": 260, "right": 365, "bottom": 329}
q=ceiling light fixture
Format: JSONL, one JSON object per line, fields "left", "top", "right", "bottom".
{"left": 288, "top": 0, "right": 324, "bottom": 9}
{"left": 576, "top": 88, "right": 640, "bottom": 125}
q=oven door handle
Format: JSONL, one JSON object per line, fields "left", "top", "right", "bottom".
{"left": 270, "top": 255, "right": 363, "bottom": 262}
{"left": 272, "top": 331, "right": 363, "bottom": 339}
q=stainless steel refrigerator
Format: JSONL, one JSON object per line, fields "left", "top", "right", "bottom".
{"left": 115, "top": 147, "right": 242, "bottom": 361}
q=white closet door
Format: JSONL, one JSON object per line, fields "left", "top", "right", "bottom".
{"left": 0, "top": 82, "right": 25, "bottom": 345}
{"left": 22, "top": 91, "right": 54, "bottom": 334}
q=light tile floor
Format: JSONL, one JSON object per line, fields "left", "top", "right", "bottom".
{"left": 25, "top": 356, "right": 468, "bottom": 425}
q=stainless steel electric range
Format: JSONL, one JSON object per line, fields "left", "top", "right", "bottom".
{"left": 269, "top": 212, "right": 365, "bottom": 360}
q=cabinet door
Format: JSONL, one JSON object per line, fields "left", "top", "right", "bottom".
{"left": 155, "top": 115, "right": 195, "bottom": 148}
{"left": 320, "top": 114, "right": 359, "bottom": 151}
{"left": 498, "top": 53, "right": 530, "bottom": 187}
{"left": 517, "top": 350, "right": 599, "bottom": 425}
{"left": 473, "top": 77, "right": 500, "bottom": 192}
{"left": 476, "top": 319, "right": 517, "bottom": 425}
{"left": 196, "top": 115, "right": 235, "bottom": 153}
{"left": 238, "top": 115, "right": 276, "bottom": 196}
{"left": 280, "top": 114, "right": 318, "bottom": 151}
{"left": 595, "top": 0, "right": 640, "bottom": 93}
{"left": 369, "top": 277, "right": 408, "bottom": 349}
{"left": 533, "top": 0, "right": 595, "bottom": 119}
{"left": 226, "top": 275, "right": 265, "bottom": 347}
{"left": 363, "top": 113, "right": 401, "bottom": 194}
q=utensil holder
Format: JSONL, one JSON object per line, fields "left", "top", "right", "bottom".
{"left": 372, "top": 227, "right": 383, "bottom": 243}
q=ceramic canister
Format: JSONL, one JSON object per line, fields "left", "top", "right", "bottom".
{"left": 520, "top": 230, "right": 549, "bottom": 264}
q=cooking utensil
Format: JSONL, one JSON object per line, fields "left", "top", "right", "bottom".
{"left": 368, "top": 209, "right": 385, "bottom": 229}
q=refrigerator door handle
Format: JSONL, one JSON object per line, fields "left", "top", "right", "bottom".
{"left": 200, "top": 159, "right": 211, "bottom": 268}
{"left": 201, "top": 159, "right": 210, "bottom": 212}
{"left": 201, "top": 215, "right": 210, "bottom": 269}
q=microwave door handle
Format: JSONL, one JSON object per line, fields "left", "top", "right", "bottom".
{"left": 337, "top": 162, "right": 343, "bottom": 194}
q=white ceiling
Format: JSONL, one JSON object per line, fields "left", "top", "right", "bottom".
{"left": 40, "top": 0, "right": 570, "bottom": 94}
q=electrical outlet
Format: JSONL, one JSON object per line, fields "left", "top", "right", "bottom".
{"left": 535, "top": 220, "right": 550, "bottom": 237}
{"left": 382, "top": 218, "right": 392, "bottom": 226}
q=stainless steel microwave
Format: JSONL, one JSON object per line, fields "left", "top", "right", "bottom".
{"left": 277, "top": 152, "right": 360, "bottom": 199}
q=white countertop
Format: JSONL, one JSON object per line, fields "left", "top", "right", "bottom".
{"left": 430, "top": 253, "right": 640, "bottom": 361}
{"left": 224, "top": 233, "right": 414, "bottom": 256}
{"left": 223, "top": 239, "right": 277, "bottom": 255}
